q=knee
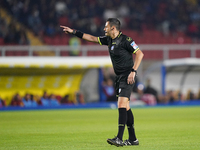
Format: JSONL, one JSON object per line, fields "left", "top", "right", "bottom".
{"left": 118, "top": 97, "right": 129, "bottom": 108}
{"left": 118, "top": 102, "right": 127, "bottom": 108}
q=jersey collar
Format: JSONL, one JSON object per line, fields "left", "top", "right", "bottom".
{"left": 113, "top": 31, "right": 122, "bottom": 40}
{"left": 118, "top": 31, "right": 122, "bottom": 38}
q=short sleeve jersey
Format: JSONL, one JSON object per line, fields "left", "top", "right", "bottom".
{"left": 98, "top": 32, "right": 140, "bottom": 75}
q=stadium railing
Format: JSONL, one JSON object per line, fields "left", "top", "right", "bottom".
{"left": 0, "top": 44, "right": 200, "bottom": 59}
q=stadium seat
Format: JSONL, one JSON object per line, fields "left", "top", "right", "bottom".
{"left": 169, "top": 50, "right": 190, "bottom": 59}
{"left": 60, "top": 36, "right": 69, "bottom": 45}
{"left": 142, "top": 50, "right": 163, "bottom": 60}
{"left": 60, "top": 51, "right": 69, "bottom": 56}
{"left": 52, "top": 36, "right": 61, "bottom": 45}
{"left": 5, "top": 51, "right": 14, "bottom": 56}
{"left": 0, "top": 38, "right": 4, "bottom": 45}
{"left": 43, "top": 36, "right": 53, "bottom": 45}
{"left": 196, "top": 50, "right": 200, "bottom": 58}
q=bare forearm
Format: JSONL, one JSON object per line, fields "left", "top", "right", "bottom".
{"left": 82, "top": 33, "right": 99, "bottom": 43}
{"left": 133, "top": 50, "right": 144, "bottom": 70}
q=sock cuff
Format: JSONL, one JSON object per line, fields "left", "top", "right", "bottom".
{"left": 127, "top": 108, "right": 131, "bottom": 112}
{"left": 118, "top": 108, "right": 126, "bottom": 112}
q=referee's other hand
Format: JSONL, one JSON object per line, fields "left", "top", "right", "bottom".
{"left": 60, "top": 25, "right": 73, "bottom": 34}
{"left": 127, "top": 72, "right": 136, "bottom": 84}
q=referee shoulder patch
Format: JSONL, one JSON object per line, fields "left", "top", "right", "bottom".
{"left": 126, "top": 37, "right": 132, "bottom": 42}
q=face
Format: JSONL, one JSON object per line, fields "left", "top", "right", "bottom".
{"left": 104, "top": 21, "right": 112, "bottom": 36}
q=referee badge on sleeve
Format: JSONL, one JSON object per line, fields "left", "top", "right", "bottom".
{"left": 130, "top": 41, "right": 138, "bottom": 49}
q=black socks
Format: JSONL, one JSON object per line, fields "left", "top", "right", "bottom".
{"left": 116, "top": 108, "right": 137, "bottom": 141}
{"left": 117, "top": 108, "right": 127, "bottom": 140}
{"left": 126, "top": 109, "right": 137, "bottom": 141}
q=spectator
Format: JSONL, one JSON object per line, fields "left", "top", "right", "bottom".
{"left": 144, "top": 78, "right": 159, "bottom": 103}
{"left": 22, "top": 93, "right": 38, "bottom": 107}
{"left": 18, "top": 27, "right": 30, "bottom": 45}
{"left": 0, "top": 96, "right": 6, "bottom": 107}
{"left": 49, "top": 94, "right": 60, "bottom": 106}
{"left": 186, "top": 89, "right": 196, "bottom": 100}
{"left": 197, "top": 89, "right": 200, "bottom": 100}
{"left": 45, "top": 23, "right": 56, "bottom": 36}
{"left": 30, "top": 94, "right": 38, "bottom": 107}
{"left": 102, "top": 78, "right": 116, "bottom": 102}
{"left": 0, "top": 17, "right": 8, "bottom": 38}
{"left": 28, "top": 6, "right": 43, "bottom": 35}
{"left": 132, "top": 82, "right": 145, "bottom": 100}
{"left": 141, "top": 93, "right": 157, "bottom": 106}
{"left": 187, "top": 21, "right": 199, "bottom": 42}
{"left": 69, "top": 37, "right": 81, "bottom": 56}
{"left": 167, "top": 90, "right": 176, "bottom": 103}
{"left": 40, "top": 91, "right": 50, "bottom": 106}
{"left": 60, "top": 94, "right": 75, "bottom": 104}
{"left": 75, "top": 91, "right": 85, "bottom": 104}
{"left": 22, "top": 93, "right": 32, "bottom": 107}
{"left": 4, "top": 20, "right": 19, "bottom": 44}
{"left": 10, "top": 93, "right": 24, "bottom": 107}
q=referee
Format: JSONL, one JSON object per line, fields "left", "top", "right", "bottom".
{"left": 61, "top": 18, "right": 144, "bottom": 147}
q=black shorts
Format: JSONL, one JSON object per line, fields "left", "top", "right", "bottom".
{"left": 115, "top": 74, "right": 135, "bottom": 100}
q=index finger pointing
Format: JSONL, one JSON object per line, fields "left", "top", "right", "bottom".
{"left": 60, "top": 25, "right": 66, "bottom": 28}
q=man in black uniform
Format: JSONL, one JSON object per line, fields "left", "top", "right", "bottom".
{"left": 61, "top": 18, "right": 144, "bottom": 147}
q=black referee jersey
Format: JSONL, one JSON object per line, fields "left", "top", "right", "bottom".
{"left": 98, "top": 32, "right": 140, "bottom": 76}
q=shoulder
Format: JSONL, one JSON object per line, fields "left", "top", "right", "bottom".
{"left": 98, "top": 36, "right": 111, "bottom": 45}
{"left": 121, "top": 34, "right": 133, "bottom": 43}
{"left": 99, "top": 36, "right": 111, "bottom": 40}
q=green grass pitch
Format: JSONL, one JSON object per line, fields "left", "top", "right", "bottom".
{"left": 0, "top": 106, "right": 200, "bottom": 150}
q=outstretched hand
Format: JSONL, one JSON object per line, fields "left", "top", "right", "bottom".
{"left": 60, "top": 25, "right": 73, "bottom": 34}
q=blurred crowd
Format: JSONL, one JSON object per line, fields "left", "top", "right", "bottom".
{"left": 0, "top": 16, "right": 30, "bottom": 45}
{"left": 0, "top": 90, "right": 84, "bottom": 108}
{"left": 0, "top": 72, "right": 200, "bottom": 108}
{"left": 1, "top": 0, "right": 200, "bottom": 43}
{"left": 101, "top": 68, "right": 200, "bottom": 105}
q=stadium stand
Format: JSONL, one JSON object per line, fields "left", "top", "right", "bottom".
{"left": 1, "top": 0, "right": 200, "bottom": 47}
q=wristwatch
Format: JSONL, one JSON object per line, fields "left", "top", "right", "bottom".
{"left": 131, "top": 68, "right": 137, "bottom": 73}
{"left": 72, "top": 29, "right": 76, "bottom": 34}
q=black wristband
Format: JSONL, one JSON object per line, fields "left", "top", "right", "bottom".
{"left": 73, "top": 30, "right": 83, "bottom": 38}
{"left": 131, "top": 68, "right": 137, "bottom": 74}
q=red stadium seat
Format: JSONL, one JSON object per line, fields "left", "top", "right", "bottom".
{"left": 52, "top": 36, "right": 61, "bottom": 45}
{"left": 60, "top": 36, "right": 69, "bottom": 45}
{"left": 142, "top": 50, "right": 163, "bottom": 60}
{"left": 0, "top": 38, "right": 4, "bottom": 45}
{"left": 5, "top": 51, "right": 14, "bottom": 56}
{"left": 60, "top": 51, "right": 69, "bottom": 56}
{"left": 196, "top": 50, "right": 200, "bottom": 58}
{"left": 169, "top": 50, "right": 190, "bottom": 59}
{"left": 43, "top": 36, "right": 53, "bottom": 45}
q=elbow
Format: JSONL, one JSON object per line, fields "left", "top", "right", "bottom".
{"left": 141, "top": 52, "right": 144, "bottom": 58}
{"left": 139, "top": 51, "right": 144, "bottom": 59}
